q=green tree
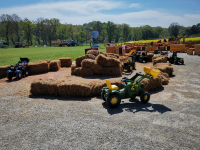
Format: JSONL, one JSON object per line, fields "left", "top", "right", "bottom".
{"left": 122, "top": 23, "right": 130, "bottom": 42}
{"left": 168, "top": 23, "right": 180, "bottom": 37}
{"left": 79, "top": 30, "right": 85, "bottom": 44}
{"left": 106, "top": 21, "right": 116, "bottom": 43}
{"left": 21, "top": 18, "right": 34, "bottom": 45}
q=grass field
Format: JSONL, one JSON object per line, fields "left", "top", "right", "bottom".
{"left": 0, "top": 45, "right": 106, "bottom": 66}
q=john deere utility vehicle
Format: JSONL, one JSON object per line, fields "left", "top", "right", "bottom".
{"left": 168, "top": 51, "right": 184, "bottom": 65}
{"left": 134, "top": 51, "right": 148, "bottom": 63}
{"left": 7, "top": 58, "right": 29, "bottom": 80}
{"left": 101, "top": 66, "right": 161, "bottom": 108}
{"left": 120, "top": 55, "right": 136, "bottom": 72}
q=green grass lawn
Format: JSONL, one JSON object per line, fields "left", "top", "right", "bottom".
{"left": 0, "top": 45, "right": 106, "bottom": 66}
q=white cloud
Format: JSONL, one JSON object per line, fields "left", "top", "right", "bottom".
{"left": 0, "top": 0, "right": 200, "bottom": 27}
{"left": 129, "top": 3, "right": 140, "bottom": 8}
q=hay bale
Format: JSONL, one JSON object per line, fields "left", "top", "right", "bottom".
{"left": 49, "top": 60, "right": 61, "bottom": 71}
{"left": 107, "top": 55, "right": 118, "bottom": 59}
{"left": 73, "top": 67, "right": 82, "bottom": 75}
{"left": 28, "top": 62, "right": 49, "bottom": 74}
{"left": 86, "top": 50, "right": 99, "bottom": 56}
{"left": 102, "top": 66, "right": 122, "bottom": 76}
{"left": 99, "top": 51, "right": 107, "bottom": 57}
{"left": 71, "top": 64, "right": 77, "bottom": 75}
{"left": 147, "top": 53, "right": 154, "bottom": 62}
{"left": 80, "top": 68, "right": 94, "bottom": 76}
{"left": 141, "top": 76, "right": 162, "bottom": 92}
{"left": 59, "top": 57, "right": 72, "bottom": 67}
{"left": 114, "top": 54, "right": 119, "bottom": 58}
{"left": 96, "top": 54, "right": 120, "bottom": 67}
{"left": 81, "top": 59, "right": 96, "bottom": 68}
{"left": 157, "top": 72, "right": 169, "bottom": 85}
{"left": 153, "top": 63, "right": 173, "bottom": 76}
{"left": 0, "top": 65, "right": 10, "bottom": 79}
{"left": 152, "top": 55, "right": 167, "bottom": 65}
{"left": 75, "top": 54, "right": 95, "bottom": 67}
{"left": 30, "top": 79, "right": 61, "bottom": 96}
{"left": 92, "top": 63, "right": 103, "bottom": 75}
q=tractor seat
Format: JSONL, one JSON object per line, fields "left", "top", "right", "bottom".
{"left": 106, "top": 79, "right": 119, "bottom": 91}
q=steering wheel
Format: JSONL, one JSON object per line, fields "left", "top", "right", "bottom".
{"left": 121, "top": 77, "right": 128, "bottom": 84}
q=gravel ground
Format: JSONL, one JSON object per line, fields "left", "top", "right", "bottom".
{"left": 0, "top": 53, "right": 200, "bottom": 150}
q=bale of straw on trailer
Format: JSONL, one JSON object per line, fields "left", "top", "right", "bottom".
{"left": 141, "top": 76, "right": 162, "bottom": 92}
{"left": 147, "top": 53, "right": 154, "bottom": 62}
{"left": 30, "top": 79, "right": 61, "bottom": 96}
{"left": 27, "top": 62, "right": 49, "bottom": 75}
{"left": 153, "top": 63, "right": 173, "bottom": 76}
{"left": 157, "top": 72, "right": 169, "bottom": 85}
{"left": 96, "top": 54, "right": 120, "bottom": 67}
{"left": 59, "top": 57, "right": 72, "bottom": 67}
{"left": 86, "top": 50, "right": 99, "bottom": 56}
{"left": 81, "top": 59, "right": 96, "bottom": 68}
{"left": 152, "top": 55, "right": 167, "bottom": 65}
{"left": 92, "top": 63, "right": 103, "bottom": 75}
{"left": 0, "top": 65, "right": 10, "bottom": 79}
{"left": 75, "top": 54, "right": 95, "bottom": 67}
{"left": 49, "top": 60, "right": 61, "bottom": 71}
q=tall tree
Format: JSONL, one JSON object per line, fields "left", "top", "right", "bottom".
{"left": 106, "top": 21, "right": 116, "bottom": 43}
{"left": 21, "top": 18, "right": 34, "bottom": 45}
{"left": 168, "top": 23, "right": 180, "bottom": 37}
{"left": 122, "top": 23, "right": 130, "bottom": 42}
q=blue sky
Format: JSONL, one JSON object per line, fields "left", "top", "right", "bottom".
{"left": 0, "top": 0, "right": 200, "bottom": 27}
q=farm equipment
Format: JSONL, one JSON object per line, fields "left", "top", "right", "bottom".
{"left": 168, "top": 51, "right": 184, "bottom": 65}
{"left": 67, "top": 40, "right": 76, "bottom": 46}
{"left": 120, "top": 55, "right": 136, "bottom": 72}
{"left": 7, "top": 58, "right": 30, "bottom": 80}
{"left": 154, "top": 50, "right": 168, "bottom": 55}
{"left": 101, "top": 66, "right": 161, "bottom": 108}
{"left": 135, "top": 51, "right": 148, "bottom": 63}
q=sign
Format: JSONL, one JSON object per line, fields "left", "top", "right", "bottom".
{"left": 91, "top": 31, "right": 99, "bottom": 47}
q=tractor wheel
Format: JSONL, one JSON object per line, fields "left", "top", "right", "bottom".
{"left": 139, "top": 57, "right": 143, "bottom": 63}
{"left": 7, "top": 73, "right": 12, "bottom": 80}
{"left": 182, "top": 60, "right": 184, "bottom": 65}
{"left": 140, "top": 91, "right": 150, "bottom": 104}
{"left": 169, "top": 58, "right": 174, "bottom": 64}
{"left": 106, "top": 94, "right": 121, "bottom": 108}
{"left": 145, "top": 59, "right": 147, "bottom": 63}
{"left": 133, "top": 63, "right": 136, "bottom": 69}
{"left": 24, "top": 70, "right": 29, "bottom": 76}
{"left": 16, "top": 71, "right": 22, "bottom": 80}
{"left": 101, "top": 91, "right": 106, "bottom": 101}
{"left": 128, "top": 66, "right": 133, "bottom": 72}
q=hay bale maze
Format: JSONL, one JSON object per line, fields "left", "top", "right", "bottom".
{"left": 59, "top": 57, "right": 72, "bottom": 67}
{"left": 72, "top": 50, "right": 122, "bottom": 76}
{"left": 152, "top": 55, "right": 167, "bottom": 65}
{"left": 0, "top": 66, "right": 10, "bottom": 79}
{"left": 49, "top": 60, "right": 61, "bottom": 71}
{"left": 30, "top": 77, "right": 124, "bottom": 97}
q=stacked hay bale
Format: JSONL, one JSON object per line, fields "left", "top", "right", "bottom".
{"left": 152, "top": 55, "right": 167, "bottom": 65}
{"left": 153, "top": 63, "right": 173, "bottom": 76}
{"left": 28, "top": 60, "right": 50, "bottom": 74}
{"left": 30, "top": 78, "right": 124, "bottom": 97}
{"left": 0, "top": 66, "right": 10, "bottom": 79}
{"left": 141, "top": 76, "right": 162, "bottom": 91}
{"left": 72, "top": 50, "right": 122, "bottom": 76}
{"left": 49, "top": 60, "right": 61, "bottom": 71}
{"left": 59, "top": 57, "right": 72, "bottom": 67}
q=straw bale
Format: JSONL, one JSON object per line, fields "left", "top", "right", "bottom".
{"left": 80, "top": 68, "right": 94, "bottom": 76}
{"left": 49, "top": 60, "right": 61, "bottom": 71}
{"left": 28, "top": 62, "right": 49, "bottom": 74}
{"left": 101, "top": 66, "right": 122, "bottom": 76}
{"left": 71, "top": 64, "right": 77, "bottom": 75}
{"left": 107, "top": 55, "right": 118, "bottom": 59}
{"left": 96, "top": 54, "right": 120, "bottom": 67}
{"left": 141, "top": 76, "right": 162, "bottom": 91}
{"left": 114, "top": 54, "right": 119, "bottom": 58}
{"left": 153, "top": 63, "right": 173, "bottom": 76}
{"left": 86, "top": 50, "right": 99, "bottom": 56}
{"left": 30, "top": 79, "right": 61, "bottom": 96}
{"left": 59, "top": 57, "right": 72, "bottom": 67}
{"left": 73, "top": 67, "right": 82, "bottom": 75}
{"left": 147, "top": 53, "right": 154, "bottom": 62}
{"left": 81, "top": 59, "right": 96, "bottom": 68}
{"left": 157, "top": 72, "right": 169, "bottom": 85}
{"left": 152, "top": 55, "right": 167, "bottom": 65}
{"left": 92, "top": 63, "right": 103, "bottom": 75}
{"left": 99, "top": 51, "right": 107, "bottom": 57}
{"left": 75, "top": 54, "right": 95, "bottom": 67}
{"left": 0, "top": 65, "right": 10, "bottom": 79}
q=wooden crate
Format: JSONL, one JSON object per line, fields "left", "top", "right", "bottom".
{"left": 187, "top": 48, "right": 194, "bottom": 55}
{"left": 170, "top": 44, "right": 187, "bottom": 52}
{"left": 106, "top": 47, "right": 116, "bottom": 53}
{"left": 194, "top": 45, "right": 200, "bottom": 55}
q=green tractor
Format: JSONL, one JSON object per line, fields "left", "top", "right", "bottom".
{"left": 135, "top": 51, "right": 148, "bottom": 63}
{"left": 101, "top": 66, "right": 161, "bottom": 108}
{"left": 121, "top": 55, "right": 136, "bottom": 72}
{"left": 168, "top": 51, "right": 184, "bottom": 65}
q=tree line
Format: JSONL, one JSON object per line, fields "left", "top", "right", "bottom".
{"left": 0, "top": 14, "right": 200, "bottom": 46}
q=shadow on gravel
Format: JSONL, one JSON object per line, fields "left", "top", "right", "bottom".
{"left": 150, "top": 87, "right": 164, "bottom": 94}
{"left": 102, "top": 98, "right": 171, "bottom": 115}
{"left": 29, "top": 95, "right": 91, "bottom": 101}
